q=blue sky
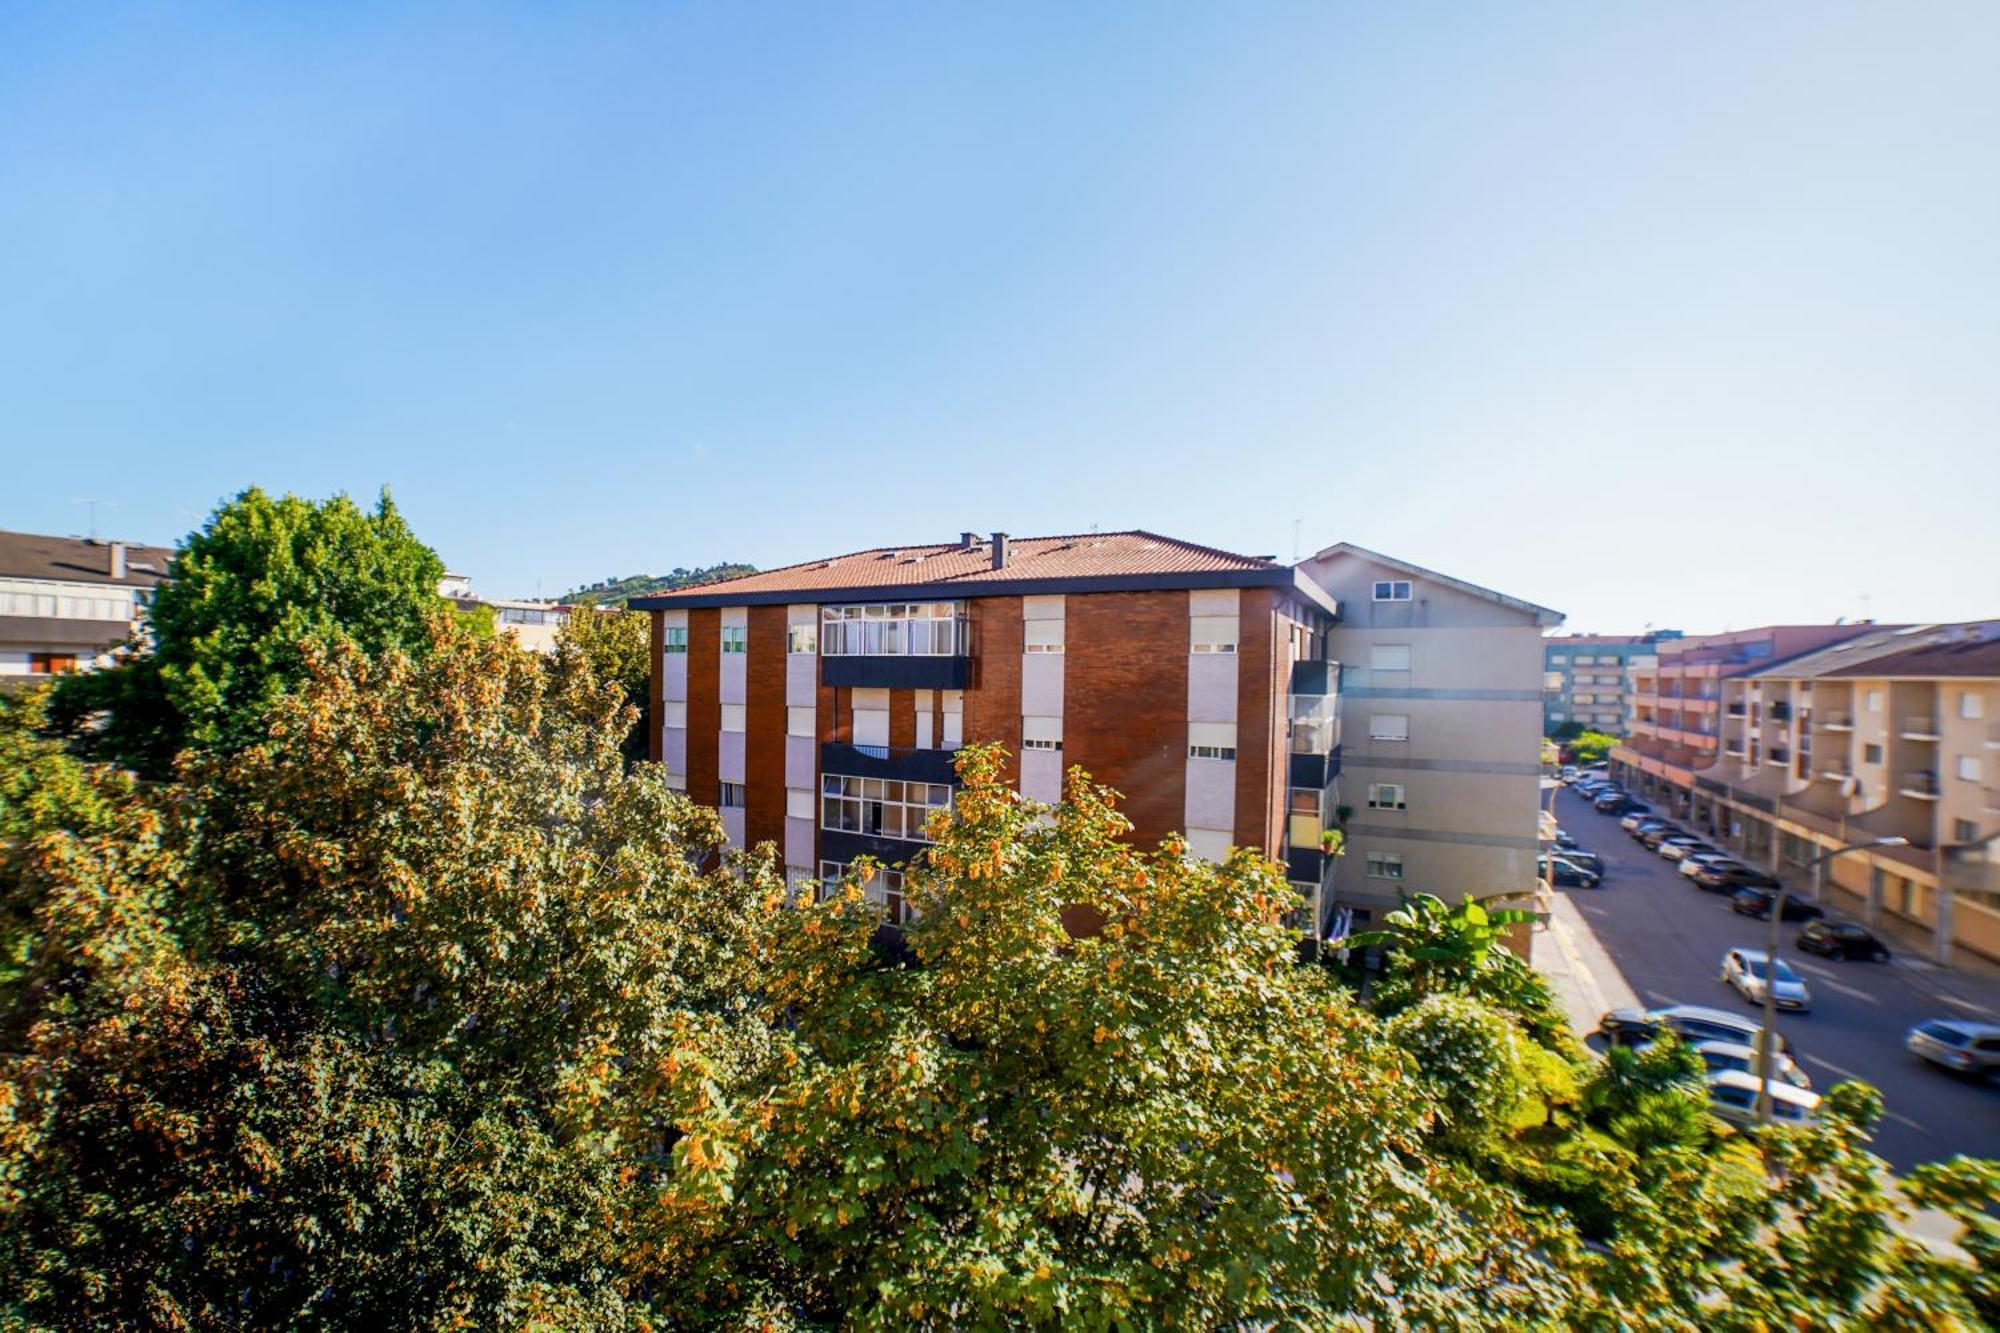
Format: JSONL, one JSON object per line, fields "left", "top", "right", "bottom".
{"left": 4, "top": 3, "right": 1996, "bottom": 632}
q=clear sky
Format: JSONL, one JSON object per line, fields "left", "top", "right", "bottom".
{"left": 4, "top": 3, "right": 1996, "bottom": 632}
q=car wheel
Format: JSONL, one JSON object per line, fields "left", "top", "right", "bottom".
{"left": 1871, "top": 949, "right": 1889, "bottom": 963}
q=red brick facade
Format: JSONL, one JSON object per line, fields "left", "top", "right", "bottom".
{"left": 1233, "top": 587, "right": 1286, "bottom": 855}
{"left": 1064, "top": 590, "right": 1190, "bottom": 849}
{"left": 963, "top": 596, "right": 1023, "bottom": 787}
{"left": 685, "top": 608, "right": 720, "bottom": 806}
{"left": 745, "top": 606, "right": 788, "bottom": 850}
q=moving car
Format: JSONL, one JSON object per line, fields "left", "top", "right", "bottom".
{"left": 1720, "top": 948, "right": 1812, "bottom": 1012}
{"left": 1706, "top": 1070, "right": 1821, "bottom": 1129}
{"left": 1795, "top": 920, "right": 1891, "bottom": 963}
{"left": 1729, "top": 888, "right": 1825, "bottom": 922}
{"left": 1692, "top": 1039, "right": 1812, "bottom": 1089}
{"left": 1598, "top": 1003, "right": 1790, "bottom": 1054}
{"left": 1539, "top": 854, "right": 1602, "bottom": 889}
{"left": 1690, "top": 863, "right": 1781, "bottom": 894}
{"left": 1905, "top": 1020, "right": 2000, "bottom": 1080}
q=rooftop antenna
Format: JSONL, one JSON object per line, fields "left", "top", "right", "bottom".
{"left": 72, "top": 497, "right": 115, "bottom": 540}
{"left": 1291, "top": 517, "right": 1301, "bottom": 562}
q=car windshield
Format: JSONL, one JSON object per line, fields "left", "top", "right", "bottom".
{"left": 1743, "top": 957, "right": 1800, "bottom": 982}
{"left": 1919, "top": 1022, "right": 1970, "bottom": 1047}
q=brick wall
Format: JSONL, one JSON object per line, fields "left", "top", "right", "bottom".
{"left": 963, "top": 596, "right": 1023, "bottom": 786}
{"left": 1064, "top": 590, "right": 1189, "bottom": 847}
{"left": 745, "top": 605, "right": 788, "bottom": 850}
{"left": 686, "top": 607, "right": 720, "bottom": 805}
{"left": 1234, "top": 588, "right": 1285, "bottom": 856}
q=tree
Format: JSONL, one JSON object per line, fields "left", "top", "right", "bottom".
{"left": 2, "top": 624, "right": 773, "bottom": 1327}
{"left": 655, "top": 749, "right": 1572, "bottom": 1326}
{"left": 1566, "top": 730, "right": 1620, "bottom": 766}
{"left": 51, "top": 487, "right": 449, "bottom": 775}
{"left": 552, "top": 604, "right": 652, "bottom": 762}
{"left": 1550, "top": 720, "right": 1587, "bottom": 742}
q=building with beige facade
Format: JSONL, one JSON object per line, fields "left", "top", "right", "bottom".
{"left": 1614, "top": 621, "right": 2000, "bottom": 965}
{"left": 0, "top": 530, "right": 172, "bottom": 691}
{"left": 1295, "top": 543, "right": 1562, "bottom": 932}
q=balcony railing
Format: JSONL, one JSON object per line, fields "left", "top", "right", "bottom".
{"left": 1900, "top": 716, "right": 1941, "bottom": 739}
{"left": 1898, "top": 770, "right": 1940, "bottom": 798}
{"left": 1818, "top": 713, "right": 1854, "bottom": 730}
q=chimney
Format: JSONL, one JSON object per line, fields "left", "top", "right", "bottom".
{"left": 990, "top": 532, "right": 1009, "bottom": 570}
{"left": 109, "top": 541, "right": 127, "bottom": 580}
{"left": 959, "top": 531, "right": 977, "bottom": 550}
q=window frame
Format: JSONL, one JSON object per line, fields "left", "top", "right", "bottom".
{"left": 1367, "top": 782, "right": 1407, "bottom": 811}
{"left": 1365, "top": 852, "right": 1405, "bottom": 880}
{"left": 1371, "top": 580, "right": 1413, "bottom": 602}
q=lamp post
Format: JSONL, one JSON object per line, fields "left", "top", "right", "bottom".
{"left": 1755, "top": 835, "right": 1910, "bottom": 1127}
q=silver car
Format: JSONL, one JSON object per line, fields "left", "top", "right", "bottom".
{"left": 1692, "top": 1039, "right": 1811, "bottom": 1089}
{"left": 1707, "top": 1070, "right": 1821, "bottom": 1129}
{"left": 1905, "top": 1019, "right": 2000, "bottom": 1080}
{"left": 1721, "top": 948, "right": 1812, "bottom": 1013}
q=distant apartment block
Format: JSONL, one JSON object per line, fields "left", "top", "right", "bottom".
{"left": 0, "top": 530, "right": 172, "bottom": 690}
{"left": 1297, "top": 544, "right": 1562, "bottom": 927}
{"left": 440, "top": 572, "right": 572, "bottom": 652}
{"left": 634, "top": 532, "right": 1346, "bottom": 929}
{"left": 1613, "top": 622, "right": 1999, "bottom": 964}
{"left": 1543, "top": 631, "right": 1681, "bottom": 734}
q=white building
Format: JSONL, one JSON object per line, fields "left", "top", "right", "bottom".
{"left": 0, "top": 531, "right": 173, "bottom": 689}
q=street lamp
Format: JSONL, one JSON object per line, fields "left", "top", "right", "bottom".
{"left": 1754, "top": 835, "right": 1910, "bottom": 1127}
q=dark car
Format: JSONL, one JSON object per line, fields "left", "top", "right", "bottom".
{"left": 1638, "top": 825, "right": 1685, "bottom": 850}
{"left": 1539, "top": 854, "right": 1602, "bottom": 889}
{"left": 1796, "top": 919, "right": 1892, "bottom": 962}
{"left": 1560, "top": 849, "right": 1605, "bottom": 874}
{"left": 1629, "top": 819, "right": 1674, "bottom": 841}
{"left": 1691, "top": 863, "right": 1781, "bottom": 893}
{"left": 1593, "top": 792, "right": 1633, "bottom": 813}
{"left": 1730, "top": 888, "right": 1825, "bottom": 922}
{"left": 1618, "top": 800, "right": 1651, "bottom": 817}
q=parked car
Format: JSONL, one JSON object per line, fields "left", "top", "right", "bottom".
{"left": 1659, "top": 839, "right": 1717, "bottom": 863}
{"left": 1551, "top": 828, "right": 1581, "bottom": 851}
{"left": 1560, "top": 849, "right": 1605, "bottom": 875}
{"left": 1692, "top": 1039, "right": 1812, "bottom": 1089}
{"left": 1795, "top": 919, "right": 1891, "bottom": 962}
{"left": 1905, "top": 1020, "right": 2000, "bottom": 1080}
{"left": 1619, "top": 811, "right": 1655, "bottom": 833}
{"left": 1593, "top": 792, "right": 1634, "bottom": 814}
{"left": 1653, "top": 834, "right": 1706, "bottom": 858}
{"left": 1539, "top": 854, "right": 1602, "bottom": 889}
{"left": 1598, "top": 1003, "right": 1790, "bottom": 1054}
{"left": 1706, "top": 1070, "right": 1821, "bottom": 1129}
{"left": 1560, "top": 765, "right": 1580, "bottom": 782}
{"left": 1691, "top": 863, "right": 1781, "bottom": 893}
{"left": 1730, "top": 888, "right": 1825, "bottom": 922}
{"left": 1617, "top": 799, "right": 1650, "bottom": 818}
{"left": 1629, "top": 819, "right": 1674, "bottom": 841}
{"left": 1678, "top": 851, "right": 1740, "bottom": 878}
{"left": 1721, "top": 948, "right": 1813, "bottom": 1012}
{"left": 1639, "top": 826, "right": 1686, "bottom": 850}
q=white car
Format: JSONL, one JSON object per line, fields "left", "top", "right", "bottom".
{"left": 1692, "top": 1039, "right": 1811, "bottom": 1089}
{"left": 1679, "top": 850, "right": 1737, "bottom": 874}
{"left": 1707, "top": 1069, "right": 1821, "bottom": 1129}
{"left": 1721, "top": 948, "right": 1812, "bottom": 1013}
{"left": 1619, "top": 812, "right": 1653, "bottom": 833}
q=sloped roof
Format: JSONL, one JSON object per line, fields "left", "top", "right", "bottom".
{"left": 1819, "top": 622, "right": 2000, "bottom": 679}
{"left": 1301, "top": 541, "right": 1565, "bottom": 626}
{"left": 632, "top": 530, "right": 1337, "bottom": 612}
{"left": 0, "top": 530, "right": 174, "bottom": 587}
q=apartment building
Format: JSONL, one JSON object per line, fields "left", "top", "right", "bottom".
{"left": 633, "top": 531, "right": 1345, "bottom": 929}
{"left": 439, "top": 573, "right": 572, "bottom": 652}
{"left": 1543, "top": 631, "right": 1681, "bottom": 734}
{"left": 1621, "top": 622, "right": 1999, "bottom": 965}
{"left": 0, "top": 530, "right": 172, "bottom": 690}
{"left": 1294, "top": 544, "right": 1562, "bottom": 928}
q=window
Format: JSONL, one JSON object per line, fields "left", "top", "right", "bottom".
{"left": 1372, "top": 580, "right": 1413, "bottom": 602}
{"left": 27, "top": 653, "right": 80, "bottom": 675}
{"left": 1024, "top": 620, "right": 1065, "bottom": 653}
{"left": 1189, "top": 721, "right": 1235, "bottom": 760}
{"left": 1866, "top": 689, "right": 1883, "bottom": 714}
{"left": 721, "top": 626, "right": 747, "bottom": 654}
{"left": 1370, "top": 713, "right": 1410, "bottom": 742}
{"left": 1024, "top": 737, "right": 1063, "bottom": 751}
{"left": 1189, "top": 615, "right": 1238, "bottom": 654}
{"left": 1961, "top": 691, "right": 1987, "bottom": 720}
{"left": 719, "top": 782, "right": 746, "bottom": 808}
{"left": 819, "top": 859, "right": 912, "bottom": 923}
{"left": 788, "top": 624, "right": 818, "bottom": 654}
{"left": 820, "top": 775, "right": 952, "bottom": 841}
{"left": 721, "top": 703, "right": 746, "bottom": 732}
{"left": 1863, "top": 743, "right": 1884, "bottom": 764}
{"left": 1023, "top": 715, "right": 1063, "bottom": 752}
{"left": 1188, "top": 744, "right": 1236, "bottom": 761}
{"left": 820, "top": 602, "right": 968, "bottom": 656}
{"left": 787, "top": 788, "right": 814, "bottom": 819}
{"left": 1371, "top": 644, "right": 1412, "bottom": 671}
{"left": 1368, "top": 783, "right": 1407, "bottom": 811}
{"left": 1953, "top": 819, "right": 1979, "bottom": 843}
{"left": 1366, "top": 853, "right": 1405, "bottom": 880}
{"left": 1957, "top": 755, "right": 1983, "bottom": 783}
{"left": 662, "top": 627, "right": 688, "bottom": 654}
{"left": 787, "top": 706, "right": 815, "bottom": 737}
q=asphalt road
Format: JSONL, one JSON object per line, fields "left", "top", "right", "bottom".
{"left": 1552, "top": 786, "right": 2000, "bottom": 1173}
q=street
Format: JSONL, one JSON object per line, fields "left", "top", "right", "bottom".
{"left": 1550, "top": 786, "right": 2000, "bottom": 1174}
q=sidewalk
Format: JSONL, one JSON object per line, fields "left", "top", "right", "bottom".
{"left": 1531, "top": 891, "right": 1640, "bottom": 1034}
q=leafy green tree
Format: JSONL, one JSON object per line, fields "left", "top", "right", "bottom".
{"left": 1386, "top": 992, "right": 1526, "bottom": 1141}
{"left": 51, "top": 487, "right": 448, "bottom": 775}
{"left": 658, "top": 748, "right": 1572, "bottom": 1326}
{"left": 1550, "top": 719, "right": 1587, "bottom": 742}
{"left": 552, "top": 604, "right": 652, "bottom": 762}
{"left": 1340, "top": 892, "right": 1569, "bottom": 1048}
{"left": 2, "top": 624, "right": 771, "bottom": 1327}
{"left": 1566, "top": 729, "right": 1620, "bottom": 766}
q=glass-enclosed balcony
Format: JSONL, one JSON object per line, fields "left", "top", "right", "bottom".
{"left": 819, "top": 601, "right": 972, "bottom": 687}
{"left": 1287, "top": 660, "right": 1342, "bottom": 789}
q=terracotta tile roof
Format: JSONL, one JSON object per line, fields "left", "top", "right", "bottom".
{"left": 0, "top": 530, "right": 175, "bottom": 587}
{"left": 634, "top": 531, "right": 1288, "bottom": 605}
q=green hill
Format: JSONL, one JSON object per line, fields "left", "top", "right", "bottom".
{"left": 563, "top": 563, "right": 757, "bottom": 607}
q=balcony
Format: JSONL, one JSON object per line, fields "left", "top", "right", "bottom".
{"left": 1899, "top": 716, "right": 1942, "bottom": 741}
{"left": 1897, "top": 770, "right": 1941, "bottom": 801}
{"left": 821, "top": 741, "right": 962, "bottom": 786}
{"left": 1816, "top": 762, "right": 1854, "bottom": 783}
{"left": 1681, "top": 695, "right": 1718, "bottom": 713}
{"left": 1818, "top": 713, "right": 1854, "bottom": 731}
{"left": 1725, "top": 703, "right": 1747, "bottom": 717}
{"left": 1289, "top": 744, "right": 1342, "bottom": 791}
{"left": 1770, "top": 701, "right": 1792, "bottom": 722}
{"left": 819, "top": 607, "right": 972, "bottom": 688}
